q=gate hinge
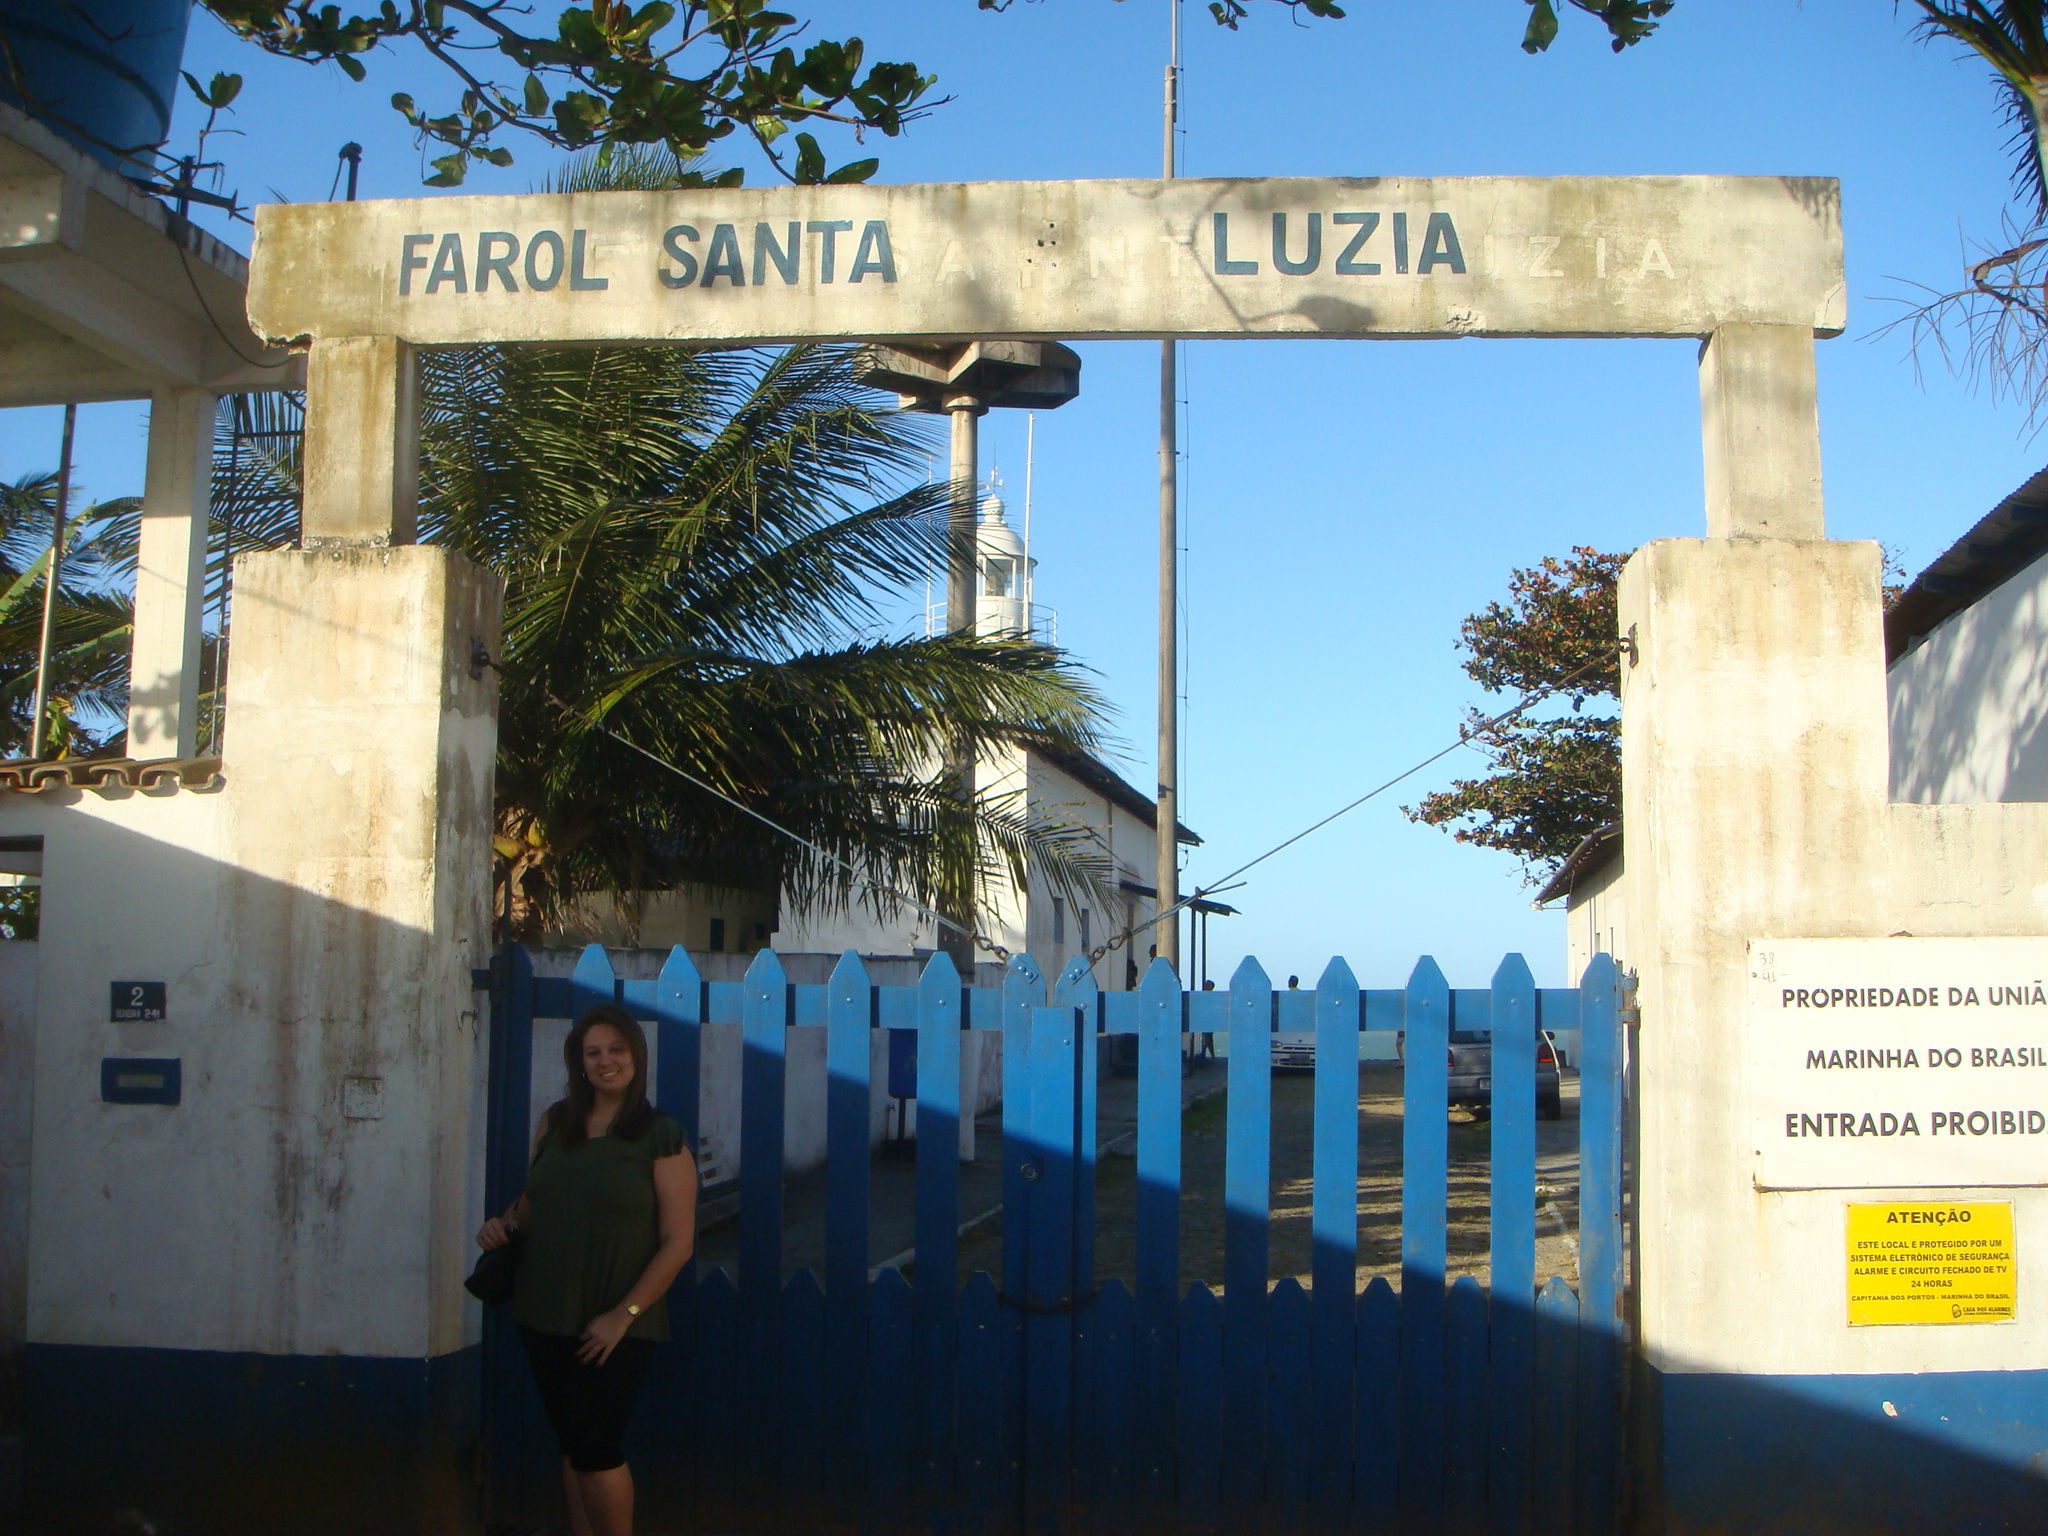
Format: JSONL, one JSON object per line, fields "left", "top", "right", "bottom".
{"left": 1619, "top": 970, "right": 1642, "bottom": 1030}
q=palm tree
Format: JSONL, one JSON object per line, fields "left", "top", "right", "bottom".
{"left": 0, "top": 471, "right": 142, "bottom": 756}
{"left": 207, "top": 157, "right": 1112, "bottom": 945}
{"left": 417, "top": 337, "right": 1112, "bottom": 940}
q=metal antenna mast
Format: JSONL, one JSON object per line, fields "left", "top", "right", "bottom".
{"left": 1155, "top": 0, "right": 1183, "bottom": 969}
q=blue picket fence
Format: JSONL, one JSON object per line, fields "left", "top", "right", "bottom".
{"left": 482, "top": 946, "right": 1628, "bottom": 1536}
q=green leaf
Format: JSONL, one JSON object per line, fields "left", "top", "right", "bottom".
{"left": 424, "top": 152, "right": 469, "bottom": 188}
{"left": 1522, "top": 0, "right": 1560, "bottom": 53}
{"left": 824, "top": 158, "right": 877, "bottom": 185}
{"left": 753, "top": 115, "right": 788, "bottom": 146}
{"left": 335, "top": 54, "right": 365, "bottom": 82}
{"left": 793, "top": 130, "right": 825, "bottom": 183}
{"left": 484, "top": 147, "right": 515, "bottom": 167}
{"left": 391, "top": 91, "right": 417, "bottom": 116}
{"left": 523, "top": 72, "right": 548, "bottom": 116}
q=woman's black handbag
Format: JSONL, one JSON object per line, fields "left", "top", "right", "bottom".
{"left": 465, "top": 1230, "right": 526, "bottom": 1306}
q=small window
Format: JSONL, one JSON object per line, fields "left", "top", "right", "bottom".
{"left": 709, "top": 917, "right": 727, "bottom": 952}
{"left": 1052, "top": 896, "right": 1066, "bottom": 945}
{"left": 984, "top": 557, "right": 1012, "bottom": 598}
{"left": 1079, "top": 908, "right": 1091, "bottom": 951}
{"left": 755, "top": 921, "right": 770, "bottom": 945}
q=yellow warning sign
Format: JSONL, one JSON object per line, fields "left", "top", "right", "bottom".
{"left": 1847, "top": 1202, "right": 2017, "bottom": 1326}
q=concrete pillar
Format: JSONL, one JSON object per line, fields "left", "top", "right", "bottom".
{"left": 300, "top": 335, "right": 419, "bottom": 545}
{"left": 21, "top": 544, "right": 503, "bottom": 1536}
{"left": 1698, "top": 324, "right": 1825, "bottom": 540}
{"left": 127, "top": 387, "right": 213, "bottom": 759}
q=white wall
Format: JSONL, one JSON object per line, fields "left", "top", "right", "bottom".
{"left": 1563, "top": 851, "right": 1627, "bottom": 980}
{"left": 1889, "top": 547, "right": 2048, "bottom": 804}
{"left": 17, "top": 548, "right": 501, "bottom": 1362}
{"left": 1621, "top": 536, "right": 2048, "bottom": 1381}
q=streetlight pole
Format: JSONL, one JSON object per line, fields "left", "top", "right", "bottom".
{"left": 1154, "top": 0, "right": 1183, "bottom": 969}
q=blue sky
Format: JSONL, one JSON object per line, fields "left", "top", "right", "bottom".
{"left": 2, "top": 1, "right": 2038, "bottom": 986}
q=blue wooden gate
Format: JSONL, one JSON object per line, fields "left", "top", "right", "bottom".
{"left": 480, "top": 947, "right": 1628, "bottom": 1535}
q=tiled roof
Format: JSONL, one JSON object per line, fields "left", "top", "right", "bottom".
{"left": 0, "top": 756, "right": 223, "bottom": 793}
{"left": 1532, "top": 821, "right": 1621, "bottom": 908}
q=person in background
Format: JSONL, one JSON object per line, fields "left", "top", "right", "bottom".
{"left": 477, "top": 1004, "right": 697, "bottom": 1536}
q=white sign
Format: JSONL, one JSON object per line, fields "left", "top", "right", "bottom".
{"left": 248, "top": 175, "right": 1845, "bottom": 347}
{"left": 1748, "top": 938, "right": 2048, "bottom": 1190}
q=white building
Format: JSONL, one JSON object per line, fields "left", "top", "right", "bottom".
{"left": 1886, "top": 465, "right": 2048, "bottom": 804}
{"left": 558, "top": 488, "right": 1198, "bottom": 994}
{"left": 1543, "top": 463, "right": 2048, "bottom": 979}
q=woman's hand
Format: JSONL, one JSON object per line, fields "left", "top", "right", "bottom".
{"left": 476, "top": 1216, "right": 517, "bottom": 1250}
{"left": 576, "top": 1307, "right": 633, "bottom": 1367}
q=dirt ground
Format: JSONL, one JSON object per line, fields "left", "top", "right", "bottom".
{"left": 956, "top": 1061, "right": 1582, "bottom": 1293}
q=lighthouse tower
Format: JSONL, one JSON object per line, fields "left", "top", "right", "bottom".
{"left": 972, "top": 489, "right": 1038, "bottom": 638}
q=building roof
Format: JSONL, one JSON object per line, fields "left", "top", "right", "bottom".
{"left": 1885, "top": 463, "right": 2048, "bottom": 665}
{"left": 1032, "top": 743, "right": 1201, "bottom": 846}
{"left": 1532, "top": 821, "right": 1621, "bottom": 908}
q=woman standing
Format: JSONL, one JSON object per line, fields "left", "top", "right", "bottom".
{"left": 477, "top": 1004, "right": 697, "bottom": 1536}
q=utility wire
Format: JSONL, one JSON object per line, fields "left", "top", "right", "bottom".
{"left": 479, "top": 640, "right": 1620, "bottom": 972}
{"left": 1098, "top": 642, "right": 1624, "bottom": 962}
{"left": 479, "top": 655, "right": 1011, "bottom": 960}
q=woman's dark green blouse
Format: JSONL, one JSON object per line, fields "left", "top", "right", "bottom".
{"left": 512, "top": 1109, "right": 689, "bottom": 1342}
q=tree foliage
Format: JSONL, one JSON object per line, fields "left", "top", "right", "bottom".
{"left": 1404, "top": 547, "right": 1626, "bottom": 878}
{"left": 0, "top": 474, "right": 144, "bottom": 757}
{"left": 4, "top": 1, "right": 1679, "bottom": 191}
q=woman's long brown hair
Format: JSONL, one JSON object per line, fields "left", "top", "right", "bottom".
{"left": 546, "top": 1003, "right": 655, "bottom": 1150}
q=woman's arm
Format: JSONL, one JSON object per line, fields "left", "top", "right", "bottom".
{"left": 575, "top": 1144, "right": 699, "bottom": 1365}
{"left": 476, "top": 1111, "right": 554, "bottom": 1249}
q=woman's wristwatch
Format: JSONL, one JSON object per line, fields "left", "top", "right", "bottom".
{"left": 624, "top": 1303, "right": 642, "bottom": 1319}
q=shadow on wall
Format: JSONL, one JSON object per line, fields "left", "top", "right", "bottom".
{"left": 1890, "top": 574, "right": 2048, "bottom": 804}
{"left": 9, "top": 804, "right": 489, "bottom": 1536}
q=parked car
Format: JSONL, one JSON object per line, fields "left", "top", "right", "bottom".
{"left": 1271, "top": 1030, "right": 1316, "bottom": 1070}
{"left": 1396, "top": 1028, "right": 1564, "bottom": 1120}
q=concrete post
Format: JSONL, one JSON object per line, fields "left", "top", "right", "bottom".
{"left": 300, "top": 335, "right": 419, "bottom": 545}
{"left": 1698, "top": 323, "right": 1825, "bottom": 540}
{"left": 936, "top": 396, "right": 984, "bottom": 971}
{"left": 127, "top": 387, "right": 214, "bottom": 759}
{"left": 20, "top": 327, "right": 501, "bottom": 1535}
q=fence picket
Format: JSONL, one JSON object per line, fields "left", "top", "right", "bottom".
{"left": 912, "top": 952, "right": 963, "bottom": 1522}
{"left": 1575, "top": 955, "right": 1625, "bottom": 1536}
{"left": 1178, "top": 1283, "right": 1223, "bottom": 1536}
{"left": 569, "top": 942, "right": 618, "bottom": 1015}
{"left": 1532, "top": 1276, "right": 1580, "bottom": 1536}
{"left": 1488, "top": 953, "right": 1538, "bottom": 1536}
{"left": 1267, "top": 1277, "right": 1312, "bottom": 1523}
{"left": 1023, "top": 1003, "right": 1081, "bottom": 1536}
{"left": 868, "top": 1267, "right": 914, "bottom": 1535}
{"left": 1223, "top": 956, "right": 1272, "bottom": 1525}
{"left": 1399, "top": 955, "right": 1452, "bottom": 1535}
{"left": 824, "top": 951, "right": 872, "bottom": 1529}
{"left": 739, "top": 949, "right": 790, "bottom": 1527}
{"left": 957, "top": 1272, "right": 1004, "bottom": 1535}
{"left": 1354, "top": 1276, "right": 1400, "bottom": 1536}
{"left": 1446, "top": 1275, "right": 1490, "bottom": 1536}
{"left": 1313, "top": 957, "right": 1362, "bottom": 1526}
{"left": 1133, "top": 958, "right": 1184, "bottom": 1523}
{"left": 781, "top": 1269, "right": 828, "bottom": 1532}
{"left": 695, "top": 1266, "right": 741, "bottom": 1535}
{"left": 1090, "top": 1279, "right": 1137, "bottom": 1536}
